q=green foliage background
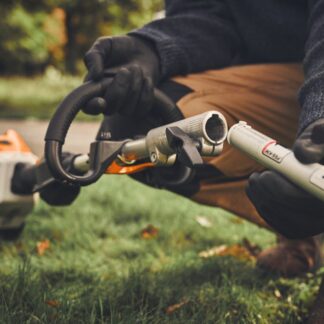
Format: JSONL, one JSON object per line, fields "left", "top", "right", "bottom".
{"left": 0, "top": 0, "right": 163, "bottom": 75}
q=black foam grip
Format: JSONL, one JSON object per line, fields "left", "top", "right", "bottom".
{"left": 44, "top": 78, "right": 183, "bottom": 185}
{"left": 45, "top": 80, "right": 182, "bottom": 145}
{"left": 45, "top": 79, "right": 112, "bottom": 144}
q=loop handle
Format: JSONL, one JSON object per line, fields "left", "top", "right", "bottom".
{"left": 44, "top": 77, "right": 183, "bottom": 186}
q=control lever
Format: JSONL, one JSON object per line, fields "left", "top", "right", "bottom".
{"left": 166, "top": 127, "right": 203, "bottom": 167}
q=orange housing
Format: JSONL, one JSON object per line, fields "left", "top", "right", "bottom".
{"left": 0, "top": 129, "right": 32, "bottom": 153}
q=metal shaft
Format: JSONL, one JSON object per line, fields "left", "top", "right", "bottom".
{"left": 74, "top": 111, "right": 228, "bottom": 170}
{"left": 228, "top": 121, "right": 324, "bottom": 202}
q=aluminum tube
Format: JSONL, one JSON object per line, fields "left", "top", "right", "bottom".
{"left": 121, "top": 138, "right": 148, "bottom": 161}
{"left": 228, "top": 121, "right": 324, "bottom": 202}
{"left": 73, "top": 111, "right": 228, "bottom": 171}
{"left": 146, "top": 111, "right": 227, "bottom": 157}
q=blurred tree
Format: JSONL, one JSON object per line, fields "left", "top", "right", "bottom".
{"left": 0, "top": 4, "right": 50, "bottom": 74}
{"left": 19, "top": 1, "right": 112, "bottom": 74}
{"left": 106, "top": 0, "right": 163, "bottom": 35}
{"left": 20, "top": 0, "right": 162, "bottom": 74}
{"left": 0, "top": 0, "right": 163, "bottom": 75}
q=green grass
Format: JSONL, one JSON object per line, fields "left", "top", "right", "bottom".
{"left": 0, "top": 73, "right": 98, "bottom": 120}
{"left": 0, "top": 176, "right": 322, "bottom": 323}
{"left": 0, "top": 74, "right": 322, "bottom": 322}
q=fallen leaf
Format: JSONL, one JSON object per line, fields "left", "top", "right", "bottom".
{"left": 36, "top": 239, "right": 50, "bottom": 256}
{"left": 195, "top": 216, "right": 212, "bottom": 228}
{"left": 199, "top": 245, "right": 227, "bottom": 258}
{"left": 230, "top": 217, "right": 244, "bottom": 224}
{"left": 45, "top": 299, "right": 60, "bottom": 308}
{"left": 199, "top": 244, "right": 256, "bottom": 262}
{"left": 141, "top": 225, "right": 159, "bottom": 240}
{"left": 242, "top": 238, "right": 261, "bottom": 257}
{"left": 166, "top": 299, "right": 189, "bottom": 314}
{"left": 274, "top": 289, "right": 282, "bottom": 299}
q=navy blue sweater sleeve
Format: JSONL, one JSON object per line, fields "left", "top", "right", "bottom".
{"left": 129, "top": 0, "right": 240, "bottom": 80}
{"left": 299, "top": 0, "right": 324, "bottom": 132}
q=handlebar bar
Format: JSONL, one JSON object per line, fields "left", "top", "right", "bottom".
{"left": 44, "top": 76, "right": 184, "bottom": 186}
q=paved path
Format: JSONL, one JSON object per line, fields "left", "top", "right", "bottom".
{"left": 0, "top": 119, "right": 99, "bottom": 156}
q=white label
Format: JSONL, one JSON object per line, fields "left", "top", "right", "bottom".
{"left": 262, "top": 143, "right": 290, "bottom": 163}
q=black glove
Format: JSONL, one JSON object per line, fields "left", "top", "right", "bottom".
{"left": 293, "top": 118, "right": 324, "bottom": 164}
{"left": 246, "top": 119, "right": 324, "bottom": 239}
{"left": 83, "top": 35, "right": 160, "bottom": 116}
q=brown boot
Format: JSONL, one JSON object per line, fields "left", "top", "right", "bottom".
{"left": 256, "top": 235, "right": 322, "bottom": 277}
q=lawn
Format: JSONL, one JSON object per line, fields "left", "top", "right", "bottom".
{"left": 0, "top": 75, "right": 323, "bottom": 323}
{"left": 0, "top": 176, "right": 322, "bottom": 323}
{"left": 0, "top": 71, "right": 95, "bottom": 120}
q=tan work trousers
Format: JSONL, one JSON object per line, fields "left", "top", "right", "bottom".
{"left": 173, "top": 64, "right": 303, "bottom": 229}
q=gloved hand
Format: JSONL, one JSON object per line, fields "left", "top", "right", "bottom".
{"left": 83, "top": 35, "right": 160, "bottom": 116}
{"left": 246, "top": 119, "right": 324, "bottom": 239}
{"left": 293, "top": 118, "right": 324, "bottom": 164}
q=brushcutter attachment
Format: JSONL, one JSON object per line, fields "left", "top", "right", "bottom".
{"left": 0, "top": 130, "right": 38, "bottom": 234}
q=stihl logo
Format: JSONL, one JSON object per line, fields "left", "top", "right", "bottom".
{"left": 261, "top": 141, "right": 290, "bottom": 164}
{"left": 263, "top": 148, "right": 282, "bottom": 163}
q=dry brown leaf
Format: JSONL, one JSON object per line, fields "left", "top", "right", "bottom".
{"left": 242, "top": 238, "right": 262, "bottom": 257}
{"left": 36, "top": 239, "right": 50, "bottom": 256}
{"left": 199, "top": 244, "right": 256, "bottom": 262}
{"left": 230, "top": 217, "right": 244, "bottom": 224}
{"left": 141, "top": 225, "right": 159, "bottom": 240}
{"left": 45, "top": 299, "right": 60, "bottom": 308}
{"left": 166, "top": 299, "right": 189, "bottom": 315}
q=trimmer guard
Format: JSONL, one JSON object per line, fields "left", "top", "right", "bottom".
{"left": 0, "top": 130, "right": 38, "bottom": 229}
